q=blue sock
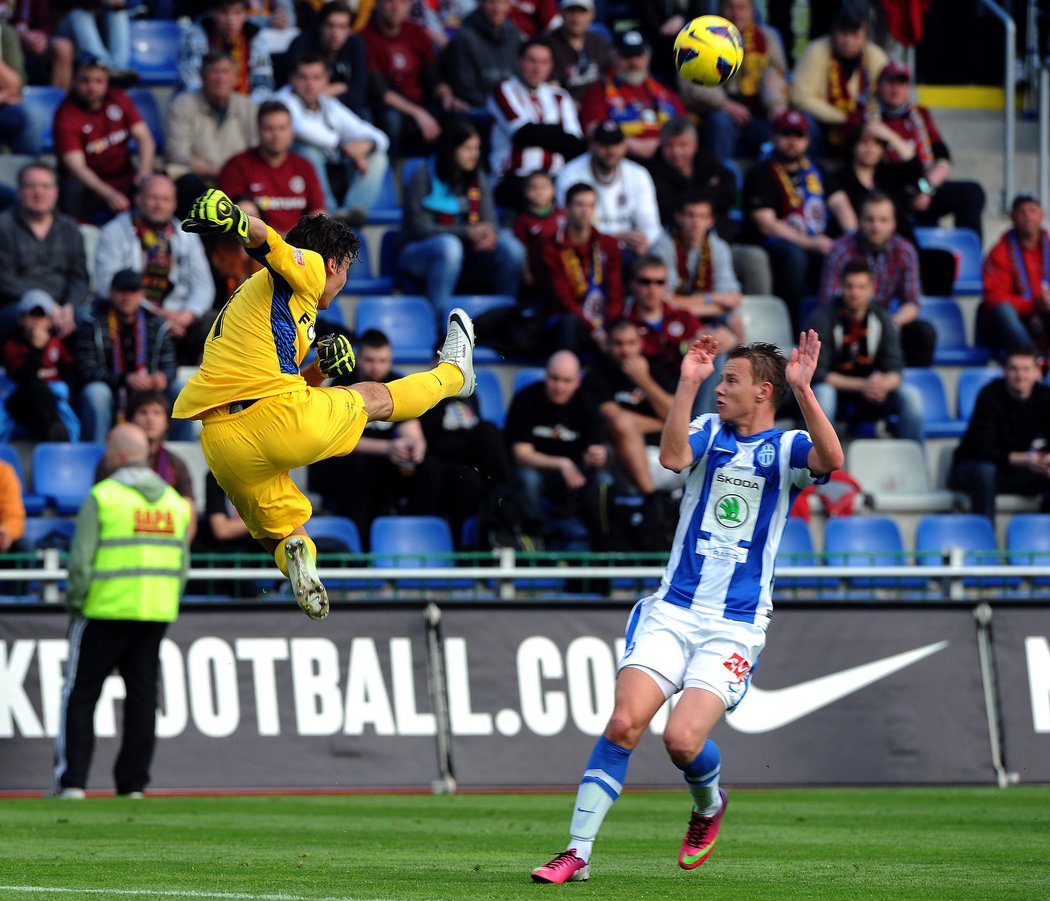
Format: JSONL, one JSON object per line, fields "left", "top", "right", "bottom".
{"left": 676, "top": 739, "right": 722, "bottom": 815}
{"left": 567, "top": 736, "right": 633, "bottom": 862}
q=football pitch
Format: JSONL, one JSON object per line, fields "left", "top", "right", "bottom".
{"left": 1, "top": 788, "right": 1048, "bottom": 900}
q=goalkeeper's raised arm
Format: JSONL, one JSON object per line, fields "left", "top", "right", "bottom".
{"left": 182, "top": 188, "right": 267, "bottom": 248}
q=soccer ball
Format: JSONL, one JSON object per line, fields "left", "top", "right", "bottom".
{"left": 673, "top": 15, "right": 744, "bottom": 87}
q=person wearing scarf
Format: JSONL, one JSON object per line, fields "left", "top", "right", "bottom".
{"left": 790, "top": 6, "right": 887, "bottom": 157}
{"left": 875, "top": 60, "right": 986, "bottom": 240}
{"left": 981, "top": 193, "right": 1050, "bottom": 364}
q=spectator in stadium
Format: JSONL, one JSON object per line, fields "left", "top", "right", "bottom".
{"left": 6, "top": 1, "right": 75, "bottom": 90}
{"left": 53, "top": 0, "right": 137, "bottom": 87}
{"left": 308, "top": 328, "right": 444, "bottom": 546}
{"left": 488, "top": 37, "right": 584, "bottom": 211}
{"left": 540, "top": 181, "right": 623, "bottom": 357}
{"left": 582, "top": 317, "right": 678, "bottom": 546}
{"left": 547, "top": 0, "right": 610, "bottom": 108}
{"left": 277, "top": 52, "right": 391, "bottom": 216}
{"left": 579, "top": 29, "right": 685, "bottom": 162}
{"left": 178, "top": 0, "right": 274, "bottom": 103}
{"left": 399, "top": 118, "right": 525, "bottom": 314}
{"left": 440, "top": 0, "right": 522, "bottom": 112}
{"left": 832, "top": 117, "right": 915, "bottom": 234}
{"left": 514, "top": 169, "right": 562, "bottom": 298}
{"left": 0, "top": 290, "right": 80, "bottom": 442}
{"left": 807, "top": 259, "right": 923, "bottom": 443}
{"left": 0, "top": 161, "right": 88, "bottom": 338}
{"left": 875, "top": 60, "right": 986, "bottom": 240}
{"left": 198, "top": 470, "right": 257, "bottom": 561}
{"left": 165, "top": 50, "right": 259, "bottom": 219}
{"left": 0, "top": 19, "right": 30, "bottom": 153}
{"left": 508, "top": 0, "right": 558, "bottom": 38}
{"left": 741, "top": 109, "right": 853, "bottom": 329}
{"left": 54, "top": 54, "right": 155, "bottom": 224}
{"left": 94, "top": 174, "right": 216, "bottom": 366}
{"left": 790, "top": 5, "right": 888, "bottom": 156}
{"left": 980, "top": 192, "right": 1050, "bottom": 363}
{"left": 819, "top": 191, "right": 935, "bottom": 367}
{"left": 678, "top": 0, "right": 789, "bottom": 161}
{"left": 74, "top": 268, "right": 179, "bottom": 444}
{"left": 245, "top": 0, "right": 296, "bottom": 30}
{"left": 218, "top": 100, "right": 327, "bottom": 236}
{"left": 50, "top": 422, "right": 191, "bottom": 800}
{"left": 631, "top": 0, "right": 705, "bottom": 83}
{"left": 651, "top": 193, "right": 744, "bottom": 347}
{"left": 0, "top": 454, "right": 25, "bottom": 554}
{"left": 556, "top": 120, "right": 663, "bottom": 263}
{"left": 408, "top": 0, "right": 471, "bottom": 48}
{"left": 505, "top": 348, "right": 607, "bottom": 551}
{"left": 362, "top": 0, "right": 448, "bottom": 158}
{"left": 948, "top": 347, "right": 1050, "bottom": 519}
{"left": 283, "top": 0, "right": 368, "bottom": 118}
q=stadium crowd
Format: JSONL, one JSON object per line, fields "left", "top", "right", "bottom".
{"left": 0, "top": 0, "right": 1047, "bottom": 565}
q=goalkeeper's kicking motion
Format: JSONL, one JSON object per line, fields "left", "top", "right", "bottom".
{"left": 172, "top": 190, "right": 476, "bottom": 619}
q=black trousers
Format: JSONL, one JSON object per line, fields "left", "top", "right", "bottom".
{"left": 55, "top": 617, "right": 168, "bottom": 794}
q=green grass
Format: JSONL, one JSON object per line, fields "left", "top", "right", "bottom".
{"left": 1, "top": 788, "right": 1048, "bottom": 900}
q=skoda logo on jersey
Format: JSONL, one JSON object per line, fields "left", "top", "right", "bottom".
{"left": 716, "top": 494, "right": 748, "bottom": 528}
{"left": 757, "top": 443, "right": 776, "bottom": 467}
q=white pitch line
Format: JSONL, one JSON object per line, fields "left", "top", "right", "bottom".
{"left": 0, "top": 888, "right": 433, "bottom": 901}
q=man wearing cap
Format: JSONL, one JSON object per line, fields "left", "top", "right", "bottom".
{"left": 875, "top": 60, "right": 986, "bottom": 240}
{"left": 741, "top": 109, "right": 853, "bottom": 328}
{"left": 555, "top": 120, "right": 663, "bottom": 261}
{"left": 790, "top": 6, "right": 888, "bottom": 155}
{"left": 440, "top": 0, "right": 523, "bottom": 111}
{"left": 53, "top": 53, "right": 155, "bottom": 223}
{"left": 547, "top": 0, "right": 611, "bottom": 108}
{"left": 579, "top": 29, "right": 685, "bottom": 161}
{"left": 0, "top": 161, "right": 88, "bottom": 338}
{"left": 74, "top": 268, "right": 179, "bottom": 444}
{"left": 980, "top": 193, "right": 1050, "bottom": 363}
{"left": 95, "top": 174, "right": 215, "bottom": 366}
{"left": 489, "top": 37, "right": 585, "bottom": 210}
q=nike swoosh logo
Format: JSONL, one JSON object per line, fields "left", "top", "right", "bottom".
{"left": 681, "top": 845, "right": 713, "bottom": 865}
{"left": 727, "top": 640, "right": 949, "bottom": 733}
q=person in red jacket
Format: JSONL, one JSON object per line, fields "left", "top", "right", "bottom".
{"left": 540, "top": 181, "right": 622, "bottom": 358}
{"left": 981, "top": 192, "right": 1050, "bottom": 364}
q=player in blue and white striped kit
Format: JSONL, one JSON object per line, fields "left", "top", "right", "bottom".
{"left": 531, "top": 331, "right": 844, "bottom": 884}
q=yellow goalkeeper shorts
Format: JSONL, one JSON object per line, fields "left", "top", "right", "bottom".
{"left": 200, "top": 387, "right": 369, "bottom": 540}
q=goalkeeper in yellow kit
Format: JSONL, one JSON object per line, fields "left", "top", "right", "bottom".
{"left": 173, "top": 190, "right": 476, "bottom": 620}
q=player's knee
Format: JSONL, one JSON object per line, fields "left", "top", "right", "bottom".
{"left": 662, "top": 727, "right": 703, "bottom": 765}
{"left": 604, "top": 710, "right": 646, "bottom": 748}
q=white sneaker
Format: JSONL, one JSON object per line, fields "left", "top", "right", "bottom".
{"left": 286, "top": 535, "right": 329, "bottom": 620}
{"left": 58, "top": 787, "right": 85, "bottom": 799}
{"left": 437, "top": 307, "right": 476, "bottom": 399}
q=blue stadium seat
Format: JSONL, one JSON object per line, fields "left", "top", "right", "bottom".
{"left": 775, "top": 518, "right": 822, "bottom": 590}
{"left": 475, "top": 369, "right": 506, "bottom": 427}
{"left": 902, "top": 368, "right": 966, "bottom": 438}
{"left": 367, "top": 166, "right": 402, "bottom": 224}
{"left": 343, "top": 237, "right": 395, "bottom": 295}
{"left": 444, "top": 295, "right": 517, "bottom": 362}
{"left": 588, "top": 21, "right": 613, "bottom": 42}
{"left": 22, "top": 516, "right": 75, "bottom": 550}
{"left": 306, "top": 515, "right": 376, "bottom": 589}
{"left": 0, "top": 444, "right": 45, "bottom": 514}
{"left": 956, "top": 366, "right": 1001, "bottom": 422}
{"left": 918, "top": 297, "right": 989, "bottom": 365}
{"left": 378, "top": 229, "right": 403, "bottom": 290}
{"left": 316, "top": 297, "right": 346, "bottom": 327}
{"left": 370, "top": 515, "right": 470, "bottom": 588}
{"left": 913, "top": 226, "right": 983, "bottom": 294}
{"left": 129, "top": 19, "right": 182, "bottom": 86}
{"left": 31, "top": 442, "right": 106, "bottom": 514}
{"left": 21, "top": 86, "right": 64, "bottom": 155}
{"left": 824, "top": 516, "right": 920, "bottom": 588}
{"left": 1006, "top": 514, "right": 1050, "bottom": 588}
{"left": 401, "top": 157, "right": 426, "bottom": 192}
{"left": 512, "top": 366, "right": 546, "bottom": 396}
{"left": 127, "top": 88, "right": 165, "bottom": 154}
{"left": 355, "top": 295, "right": 437, "bottom": 363}
{"left": 916, "top": 513, "right": 999, "bottom": 586}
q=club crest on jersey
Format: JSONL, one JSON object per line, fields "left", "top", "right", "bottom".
{"left": 757, "top": 443, "right": 776, "bottom": 467}
{"left": 723, "top": 652, "right": 751, "bottom": 682}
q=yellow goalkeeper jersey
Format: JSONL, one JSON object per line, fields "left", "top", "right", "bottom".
{"left": 173, "top": 226, "right": 326, "bottom": 420}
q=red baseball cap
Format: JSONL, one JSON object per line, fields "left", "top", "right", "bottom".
{"left": 772, "top": 109, "right": 809, "bottom": 135}
{"left": 878, "top": 61, "right": 912, "bottom": 83}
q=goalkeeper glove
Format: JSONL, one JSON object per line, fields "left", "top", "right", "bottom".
{"left": 181, "top": 189, "right": 250, "bottom": 244}
{"left": 316, "top": 333, "right": 356, "bottom": 378}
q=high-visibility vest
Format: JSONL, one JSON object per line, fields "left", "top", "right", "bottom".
{"left": 81, "top": 479, "right": 191, "bottom": 622}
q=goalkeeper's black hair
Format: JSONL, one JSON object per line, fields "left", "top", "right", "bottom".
{"left": 285, "top": 213, "right": 360, "bottom": 271}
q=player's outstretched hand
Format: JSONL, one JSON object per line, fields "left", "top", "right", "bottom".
{"left": 316, "top": 333, "right": 356, "bottom": 378}
{"left": 681, "top": 333, "right": 720, "bottom": 383}
{"left": 787, "top": 329, "right": 821, "bottom": 389}
{"left": 182, "top": 189, "right": 249, "bottom": 242}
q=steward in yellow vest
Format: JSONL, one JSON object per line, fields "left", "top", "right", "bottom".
{"left": 52, "top": 424, "right": 192, "bottom": 798}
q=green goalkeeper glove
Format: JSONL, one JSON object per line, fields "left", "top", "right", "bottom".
{"left": 316, "top": 333, "right": 356, "bottom": 378}
{"left": 181, "top": 189, "right": 250, "bottom": 243}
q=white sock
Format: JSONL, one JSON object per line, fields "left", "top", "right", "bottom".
{"left": 568, "top": 782, "right": 616, "bottom": 863}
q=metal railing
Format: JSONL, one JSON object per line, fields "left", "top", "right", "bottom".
{"left": 980, "top": 0, "right": 1017, "bottom": 212}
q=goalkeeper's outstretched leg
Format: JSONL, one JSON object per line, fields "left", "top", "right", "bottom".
{"left": 173, "top": 189, "right": 475, "bottom": 619}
